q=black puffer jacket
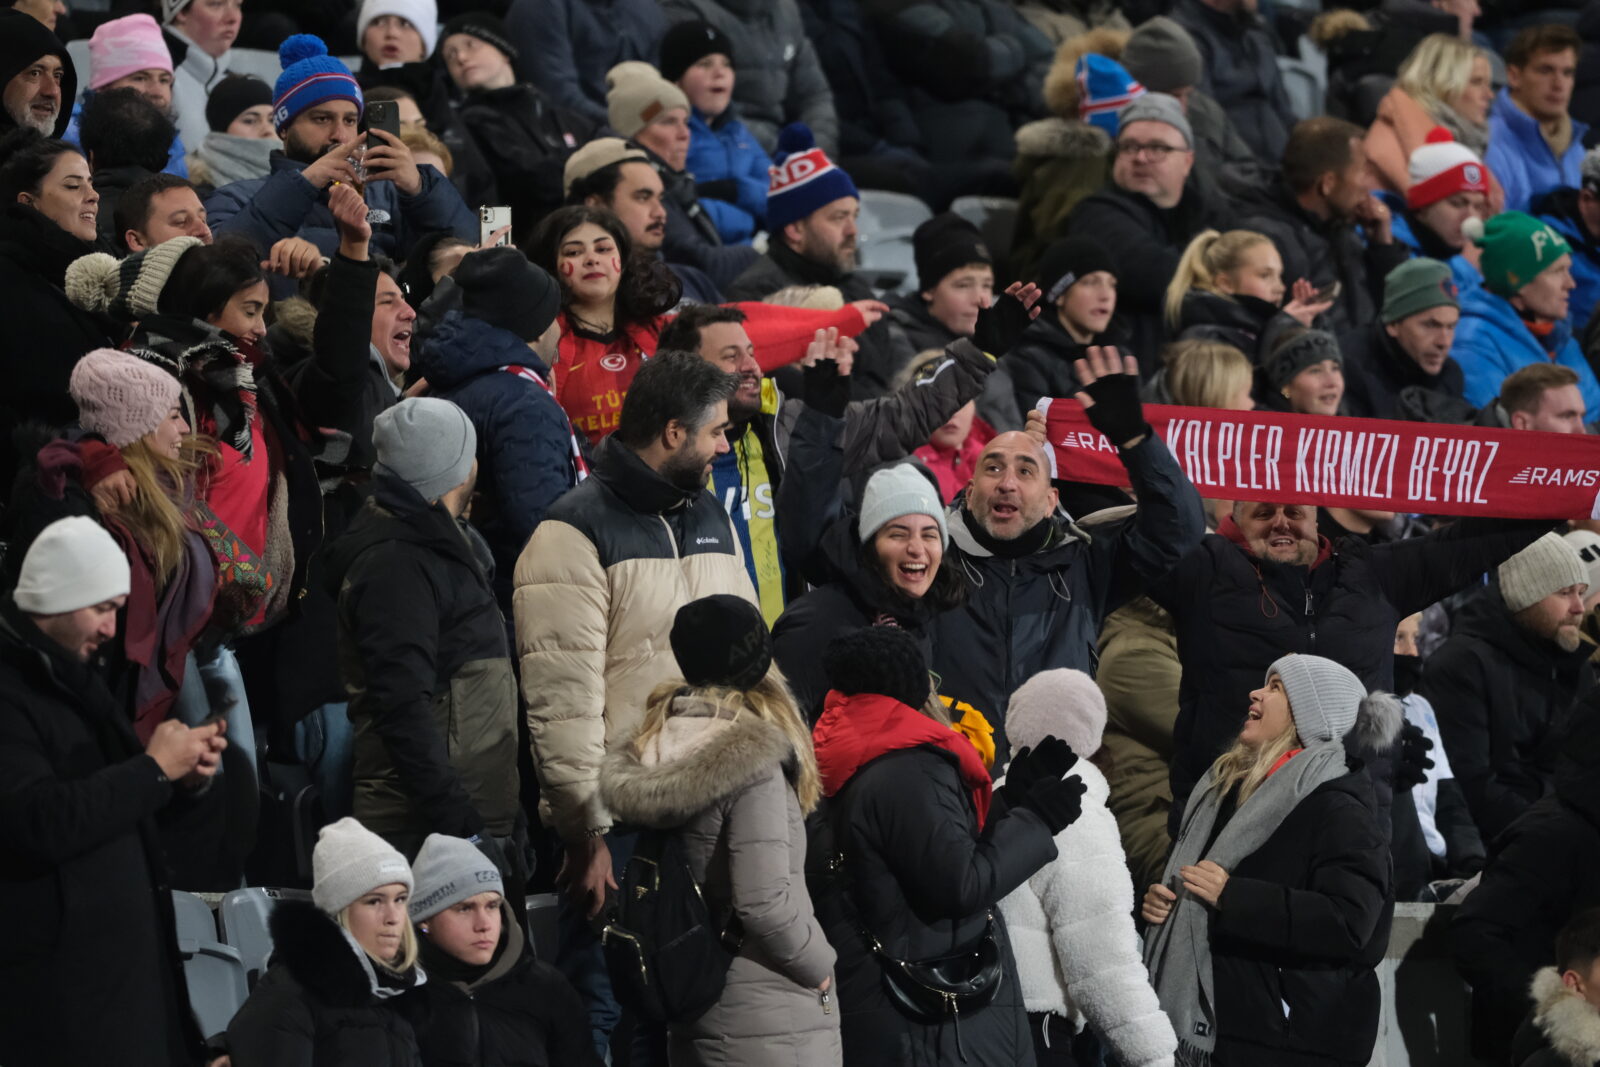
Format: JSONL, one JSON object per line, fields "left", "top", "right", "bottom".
{"left": 1154, "top": 516, "right": 1553, "bottom": 836}
{"left": 1338, "top": 317, "right": 1471, "bottom": 422}
{"left": 411, "top": 901, "right": 601, "bottom": 1066}
{"left": 454, "top": 83, "right": 598, "bottom": 242}
{"left": 1453, "top": 692, "right": 1600, "bottom": 1063}
{"left": 226, "top": 899, "right": 425, "bottom": 1066}
{"left": 1175, "top": 289, "right": 1302, "bottom": 367}
{"left": 0, "top": 599, "right": 205, "bottom": 1065}
{"left": 1420, "top": 585, "right": 1594, "bottom": 843}
{"left": 928, "top": 435, "right": 1205, "bottom": 759}
{"left": 1210, "top": 766, "right": 1394, "bottom": 1067}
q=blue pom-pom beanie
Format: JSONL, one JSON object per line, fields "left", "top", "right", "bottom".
{"left": 273, "top": 34, "right": 363, "bottom": 133}
{"left": 1076, "top": 54, "right": 1144, "bottom": 136}
{"left": 766, "top": 124, "right": 860, "bottom": 232}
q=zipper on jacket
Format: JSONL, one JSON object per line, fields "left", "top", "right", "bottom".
{"left": 820, "top": 988, "right": 832, "bottom": 1015}
{"left": 1304, "top": 589, "right": 1317, "bottom": 648}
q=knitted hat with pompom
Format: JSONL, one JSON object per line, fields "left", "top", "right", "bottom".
{"left": 272, "top": 34, "right": 363, "bottom": 133}
{"left": 765, "top": 123, "right": 859, "bottom": 232}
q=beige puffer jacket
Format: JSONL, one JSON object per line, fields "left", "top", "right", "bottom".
{"left": 513, "top": 438, "right": 756, "bottom": 839}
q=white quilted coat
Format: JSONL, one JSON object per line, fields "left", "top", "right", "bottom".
{"left": 996, "top": 762, "right": 1178, "bottom": 1067}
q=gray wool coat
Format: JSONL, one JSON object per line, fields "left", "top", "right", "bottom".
{"left": 601, "top": 699, "right": 841, "bottom": 1066}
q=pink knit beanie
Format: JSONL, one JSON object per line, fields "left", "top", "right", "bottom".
{"left": 69, "top": 349, "right": 181, "bottom": 448}
{"left": 88, "top": 15, "right": 174, "bottom": 91}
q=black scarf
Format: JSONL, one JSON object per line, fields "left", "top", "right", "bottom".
{"left": 767, "top": 239, "right": 846, "bottom": 287}
{"left": 959, "top": 506, "right": 1055, "bottom": 559}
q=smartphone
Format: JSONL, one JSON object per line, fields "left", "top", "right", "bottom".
{"left": 1310, "top": 280, "right": 1341, "bottom": 304}
{"left": 480, "top": 205, "right": 512, "bottom": 247}
{"left": 364, "top": 100, "right": 400, "bottom": 150}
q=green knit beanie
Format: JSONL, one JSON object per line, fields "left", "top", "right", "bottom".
{"left": 1381, "top": 259, "right": 1459, "bottom": 324}
{"left": 1465, "top": 212, "right": 1571, "bottom": 298}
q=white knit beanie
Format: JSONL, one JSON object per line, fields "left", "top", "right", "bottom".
{"left": 14, "top": 517, "right": 131, "bottom": 615}
{"left": 312, "top": 817, "right": 414, "bottom": 916}
{"left": 1563, "top": 529, "right": 1600, "bottom": 600}
{"left": 1500, "top": 532, "right": 1590, "bottom": 614}
{"left": 1268, "top": 654, "right": 1367, "bottom": 744}
{"left": 356, "top": 0, "right": 439, "bottom": 59}
{"left": 409, "top": 834, "right": 503, "bottom": 920}
{"left": 858, "top": 463, "right": 948, "bottom": 546}
{"left": 1005, "top": 668, "right": 1107, "bottom": 762}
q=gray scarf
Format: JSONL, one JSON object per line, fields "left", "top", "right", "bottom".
{"left": 1142, "top": 740, "right": 1350, "bottom": 1064}
{"left": 194, "top": 131, "right": 280, "bottom": 187}
{"left": 1430, "top": 100, "right": 1489, "bottom": 158}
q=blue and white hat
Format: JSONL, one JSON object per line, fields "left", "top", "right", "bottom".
{"left": 1076, "top": 54, "right": 1145, "bottom": 136}
{"left": 273, "top": 34, "right": 363, "bottom": 133}
{"left": 766, "top": 123, "right": 860, "bottom": 231}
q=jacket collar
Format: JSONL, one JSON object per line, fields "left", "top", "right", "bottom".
{"left": 0, "top": 203, "right": 95, "bottom": 285}
{"left": 1530, "top": 966, "right": 1600, "bottom": 1063}
{"left": 592, "top": 435, "right": 700, "bottom": 514}
{"left": 1218, "top": 514, "right": 1334, "bottom": 571}
{"left": 267, "top": 900, "right": 424, "bottom": 1007}
{"left": 1493, "top": 87, "right": 1591, "bottom": 151}
{"left": 601, "top": 697, "right": 795, "bottom": 827}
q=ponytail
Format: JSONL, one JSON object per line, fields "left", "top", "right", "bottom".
{"left": 1164, "top": 229, "right": 1277, "bottom": 330}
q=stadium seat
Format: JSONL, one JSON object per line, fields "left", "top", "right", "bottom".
{"left": 1279, "top": 57, "right": 1326, "bottom": 123}
{"left": 526, "top": 892, "right": 562, "bottom": 962}
{"left": 948, "top": 196, "right": 1021, "bottom": 264}
{"left": 857, "top": 189, "right": 932, "bottom": 294}
{"left": 172, "top": 890, "right": 250, "bottom": 1040}
{"left": 220, "top": 886, "right": 313, "bottom": 989}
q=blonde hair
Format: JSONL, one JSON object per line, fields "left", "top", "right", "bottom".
{"left": 1397, "top": 34, "right": 1491, "bottom": 118}
{"left": 337, "top": 902, "right": 420, "bottom": 974}
{"left": 400, "top": 125, "right": 453, "bottom": 176}
{"left": 1164, "top": 229, "right": 1275, "bottom": 329}
{"left": 1209, "top": 710, "right": 1302, "bottom": 807}
{"left": 1162, "top": 339, "right": 1254, "bottom": 409}
{"left": 112, "top": 436, "right": 212, "bottom": 589}
{"left": 634, "top": 667, "right": 823, "bottom": 814}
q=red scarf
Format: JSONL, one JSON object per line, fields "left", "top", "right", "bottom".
{"left": 813, "top": 691, "right": 993, "bottom": 827}
{"left": 1266, "top": 747, "right": 1304, "bottom": 778}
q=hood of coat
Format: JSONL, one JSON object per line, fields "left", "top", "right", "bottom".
{"left": 1452, "top": 582, "right": 1595, "bottom": 678}
{"left": 603, "top": 697, "right": 796, "bottom": 828}
{"left": 1014, "top": 117, "right": 1113, "bottom": 161}
{"left": 417, "top": 897, "right": 526, "bottom": 993}
{"left": 1460, "top": 270, "right": 1576, "bottom": 354}
{"left": 1042, "top": 26, "right": 1131, "bottom": 120}
{"left": 414, "top": 309, "right": 549, "bottom": 389}
{"left": 0, "top": 203, "right": 96, "bottom": 285}
{"left": 267, "top": 899, "right": 425, "bottom": 1007}
{"left": 1530, "top": 966, "right": 1600, "bottom": 1064}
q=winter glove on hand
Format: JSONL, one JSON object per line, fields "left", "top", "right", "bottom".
{"left": 1393, "top": 721, "right": 1435, "bottom": 790}
{"left": 973, "top": 293, "right": 1031, "bottom": 356}
{"left": 1019, "top": 773, "right": 1088, "bottom": 835}
{"left": 802, "top": 357, "right": 850, "bottom": 419}
{"left": 1081, "top": 372, "right": 1150, "bottom": 448}
{"left": 999, "top": 736, "right": 1079, "bottom": 807}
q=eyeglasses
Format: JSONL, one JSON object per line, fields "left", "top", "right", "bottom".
{"left": 1116, "top": 141, "right": 1184, "bottom": 161}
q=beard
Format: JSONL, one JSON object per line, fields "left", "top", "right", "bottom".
{"left": 1556, "top": 623, "right": 1582, "bottom": 653}
{"left": 14, "top": 99, "right": 56, "bottom": 134}
{"left": 660, "top": 446, "right": 714, "bottom": 493}
{"left": 281, "top": 126, "right": 331, "bottom": 166}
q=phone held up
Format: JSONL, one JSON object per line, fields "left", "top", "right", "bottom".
{"left": 364, "top": 100, "right": 400, "bottom": 151}
{"left": 480, "top": 205, "right": 513, "bottom": 247}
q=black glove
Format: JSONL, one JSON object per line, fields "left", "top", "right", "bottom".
{"left": 972, "top": 292, "right": 1032, "bottom": 356}
{"left": 1019, "top": 774, "right": 1088, "bottom": 835}
{"left": 802, "top": 355, "right": 850, "bottom": 418}
{"left": 471, "top": 831, "right": 511, "bottom": 881}
{"left": 695, "top": 178, "right": 739, "bottom": 202}
{"left": 1081, "top": 371, "right": 1150, "bottom": 447}
{"left": 1393, "top": 721, "right": 1435, "bottom": 791}
{"left": 999, "top": 736, "right": 1079, "bottom": 807}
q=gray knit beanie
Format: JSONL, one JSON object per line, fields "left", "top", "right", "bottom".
{"left": 312, "top": 817, "right": 414, "bottom": 916}
{"left": 1266, "top": 329, "right": 1342, "bottom": 393}
{"left": 409, "top": 834, "right": 504, "bottom": 921}
{"left": 1118, "top": 92, "right": 1193, "bottom": 149}
{"left": 1122, "top": 17, "right": 1203, "bottom": 94}
{"left": 372, "top": 397, "right": 477, "bottom": 503}
{"left": 858, "top": 463, "right": 947, "bottom": 546}
{"left": 1267, "top": 654, "right": 1367, "bottom": 744}
{"left": 1005, "top": 668, "right": 1107, "bottom": 762}
{"left": 64, "top": 237, "right": 204, "bottom": 321}
{"left": 1500, "top": 531, "right": 1590, "bottom": 613}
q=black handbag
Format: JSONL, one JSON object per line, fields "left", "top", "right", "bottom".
{"left": 867, "top": 914, "right": 1005, "bottom": 1024}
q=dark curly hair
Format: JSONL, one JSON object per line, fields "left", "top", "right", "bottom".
{"left": 525, "top": 205, "right": 680, "bottom": 328}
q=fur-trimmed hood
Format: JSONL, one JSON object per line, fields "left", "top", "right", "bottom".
{"left": 1014, "top": 116, "right": 1112, "bottom": 160}
{"left": 1043, "top": 27, "right": 1131, "bottom": 118}
{"left": 1530, "top": 966, "right": 1600, "bottom": 1065}
{"left": 266, "top": 899, "right": 424, "bottom": 1009}
{"left": 601, "top": 697, "right": 797, "bottom": 828}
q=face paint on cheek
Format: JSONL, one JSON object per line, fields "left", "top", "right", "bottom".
{"left": 610, "top": 258, "right": 621, "bottom": 276}
{"left": 560, "top": 261, "right": 575, "bottom": 278}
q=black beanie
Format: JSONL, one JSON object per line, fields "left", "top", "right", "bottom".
{"left": 824, "top": 627, "right": 930, "bottom": 711}
{"left": 660, "top": 20, "right": 734, "bottom": 83}
{"left": 453, "top": 247, "right": 559, "bottom": 342}
{"left": 205, "top": 73, "right": 273, "bottom": 134}
{"left": 440, "top": 13, "right": 519, "bottom": 63}
{"left": 1265, "top": 328, "right": 1343, "bottom": 392}
{"left": 671, "top": 595, "right": 772, "bottom": 689}
{"left": 1036, "top": 236, "right": 1119, "bottom": 303}
{"left": 913, "top": 212, "right": 992, "bottom": 294}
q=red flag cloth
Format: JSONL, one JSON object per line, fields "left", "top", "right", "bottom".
{"left": 1040, "top": 399, "right": 1600, "bottom": 519}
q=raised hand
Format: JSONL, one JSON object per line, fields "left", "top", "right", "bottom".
{"left": 300, "top": 140, "right": 362, "bottom": 191}
{"left": 1072, "top": 345, "right": 1148, "bottom": 448}
{"left": 329, "top": 181, "right": 372, "bottom": 258}
{"left": 263, "top": 237, "right": 324, "bottom": 279}
{"left": 1283, "top": 278, "right": 1334, "bottom": 327}
{"left": 361, "top": 127, "right": 422, "bottom": 196}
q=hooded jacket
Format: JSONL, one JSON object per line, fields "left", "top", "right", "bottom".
{"left": 0, "top": 599, "right": 206, "bottom": 1066}
{"left": 1453, "top": 691, "right": 1600, "bottom": 1062}
{"left": 983, "top": 311, "right": 1123, "bottom": 430}
{"left": 647, "top": 145, "right": 763, "bottom": 291}
{"left": 603, "top": 700, "right": 840, "bottom": 1065}
{"left": 928, "top": 435, "right": 1205, "bottom": 758}
{"left": 1154, "top": 515, "right": 1553, "bottom": 836}
{"left": 513, "top": 436, "right": 756, "bottom": 838}
{"left": 1338, "top": 316, "right": 1470, "bottom": 422}
{"left": 1008, "top": 120, "right": 1114, "bottom": 283}
{"left": 1513, "top": 967, "right": 1600, "bottom": 1067}
{"left": 226, "top": 899, "right": 425, "bottom": 1066}
{"left": 326, "top": 475, "right": 521, "bottom": 843}
{"left": 995, "top": 759, "right": 1179, "bottom": 1065}
{"left": 1169, "top": 0, "right": 1294, "bottom": 161}
{"left": 685, "top": 107, "right": 772, "bottom": 245}
{"left": 0, "top": 10, "right": 76, "bottom": 139}
{"left": 1451, "top": 278, "right": 1600, "bottom": 421}
{"left": 1487, "top": 87, "right": 1589, "bottom": 213}
{"left": 1419, "top": 584, "right": 1594, "bottom": 842}
{"left": 1537, "top": 185, "right": 1600, "bottom": 338}
{"left": 811, "top": 689, "right": 1057, "bottom": 1066}
{"left": 454, "top": 82, "right": 596, "bottom": 234}
{"left": 413, "top": 311, "right": 583, "bottom": 611}
{"left": 207, "top": 150, "right": 478, "bottom": 263}
{"left": 411, "top": 901, "right": 600, "bottom": 1067}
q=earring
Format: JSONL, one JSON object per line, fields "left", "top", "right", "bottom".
{"left": 1281, "top": 388, "right": 1291, "bottom": 399}
{"left": 419, "top": 923, "right": 428, "bottom": 932}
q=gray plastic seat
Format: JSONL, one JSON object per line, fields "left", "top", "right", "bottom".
{"left": 857, "top": 189, "right": 933, "bottom": 295}
{"left": 172, "top": 890, "right": 250, "bottom": 1040}
{"left": 525, "top": 892, "right": 562, "bottom": 962}
{"left": 220, "top": 886, "right": 314, "bottom": 989}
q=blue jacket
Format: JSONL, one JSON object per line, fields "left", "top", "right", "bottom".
{"left": 1452, "top": 282, "right": 1600, "bottom": 420}
{"left": 1535, "top": 186, "right": 1600, "bottom": 337}
{"left": 64, "top": 95, "right": 187, "bottom": 178}
{"left": 206, "top": 151, "right": 476, "bottom": 261}
{"left": 506, "top": 0, "right": 667, "bottom": 125}
{"left": 1486, "top": 88, "right": 1589, "bottom": 213}
{"left": 413, "top": 312, "right": 582, "bottom": 611}
{"left": 686, "top": 108, "right": 772, "bottom": 245}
